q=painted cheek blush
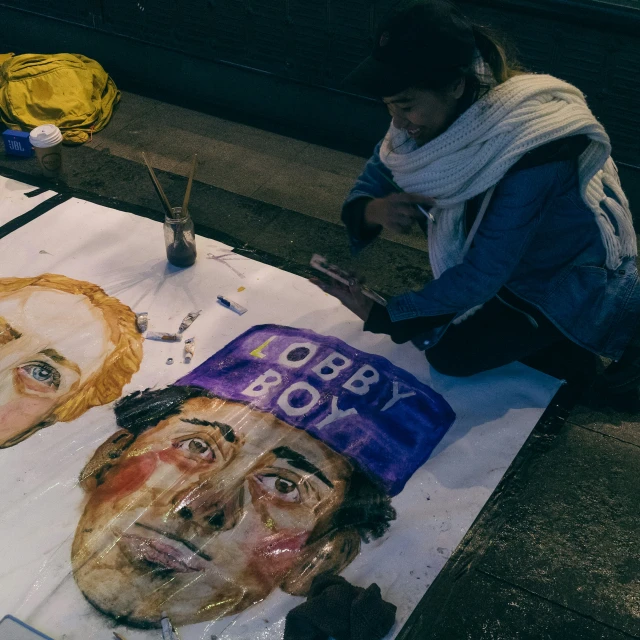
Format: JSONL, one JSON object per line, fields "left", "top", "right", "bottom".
{"left": 248, "top": 529, "right": 310, "bottom": 581}
{"left": 94, "top": 452, "right": 157, "bottom": 502}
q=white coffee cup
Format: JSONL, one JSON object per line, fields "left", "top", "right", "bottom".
{"left": 30, "top": 124, "right": 64, "bottom": 178}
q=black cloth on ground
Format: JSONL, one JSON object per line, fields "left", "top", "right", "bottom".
{"left": 283, "top": 574, "right": 397, "bottom": 640}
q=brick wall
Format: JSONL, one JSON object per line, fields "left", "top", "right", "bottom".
{"left": 2, "top": 0, "right": 639, "bottom": 165}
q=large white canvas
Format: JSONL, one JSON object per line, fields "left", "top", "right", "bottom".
{"left": 0, "top": 196, "right": 561, "bottom": 640}
{"left": 0, "top": 176, "right": 57, "bottom": 226}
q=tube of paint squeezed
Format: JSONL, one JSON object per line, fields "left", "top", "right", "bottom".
{"left": 135, "top": 312, "right": 149, "bottom": 333}
{"left": 184, "top": 337, "right": 195, "bottom": 363}
{"left": 146, "top": 332, "right": 182, "bottom": 342}
{"left": 217, "top": 295, "right": 247, "bottom": 315}
{"left": 178, "top": 310, "right": 201, "bottom": 334}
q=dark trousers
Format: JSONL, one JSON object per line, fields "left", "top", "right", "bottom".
{"left": 425, "top": 296, "right": 599, "bottom": 384}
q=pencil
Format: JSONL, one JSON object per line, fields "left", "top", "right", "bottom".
{"left": 141, "top": 152, "right": 174, "bottom": 218}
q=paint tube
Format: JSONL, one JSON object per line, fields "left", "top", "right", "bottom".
{"left": 178, "top": 310, "right": 201, "bottom": 334}
{"left": 217, "top": 295, "right": 247, "bottom": 315}
{"left": 146, "top": 332, "right": 182, "bottom": 342}
{"left": 184, "top": 338, "right": 195, "bottom": 363}
{"left": 135, "top": 312, "right": 149, "bottom": 333}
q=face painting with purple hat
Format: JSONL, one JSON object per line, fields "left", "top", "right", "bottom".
{"left": 72, "top": 325, "right": 455, "bottom": 629}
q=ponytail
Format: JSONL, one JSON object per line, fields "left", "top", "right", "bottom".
{"left": 471, "top": 24, "right": 523, "bottom": 85}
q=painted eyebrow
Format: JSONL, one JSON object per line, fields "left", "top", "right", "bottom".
{"left": 39, "top": 348, "right": 81, "bottom": 375}
{"left": 272, "top": 445, "right": 334, "bottom": 488}
{"left": 180, "top": 418, "right": 236, "bottom": 443}
{"left": 0, "top": 316, "right": 22, "bottom": 346}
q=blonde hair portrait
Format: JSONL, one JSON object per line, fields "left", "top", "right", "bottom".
{"left": 0, "top": 273, "right": 144, "bottom": 447}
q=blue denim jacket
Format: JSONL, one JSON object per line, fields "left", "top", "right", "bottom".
{"left": 343, "top": 142, "right": 640, "bottom": 360}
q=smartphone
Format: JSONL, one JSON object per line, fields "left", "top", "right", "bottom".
{"left": 310, "top": 254, "right": 387, "bottom": 306}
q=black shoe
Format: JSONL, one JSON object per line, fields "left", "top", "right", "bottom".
{"left": 591, "top": 340, "right": 640, "bottom": 412}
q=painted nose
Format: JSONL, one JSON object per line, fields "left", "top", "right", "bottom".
{"left": 174, "top": 482, "right": 245, "bottom": 532}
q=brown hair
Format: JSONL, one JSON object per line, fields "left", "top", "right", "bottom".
{"left": 410, "top": 19, "right": 524, "bottom": 97}
{"left": 471, "top": 24, "right": 524, "bottom": 86}
{"left": 0, "top": 273, "right": 144, "bottom": 446}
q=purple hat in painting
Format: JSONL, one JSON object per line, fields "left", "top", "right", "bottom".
{"left": 176, "top": 325, "right": 455, "bottom": 496}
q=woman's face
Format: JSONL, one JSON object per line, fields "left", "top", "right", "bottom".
{"left": 383, "top": 80, "right": 465, "bottom": 146}
{"left": 0, "top": 287, "right": 112, "bottom": 446}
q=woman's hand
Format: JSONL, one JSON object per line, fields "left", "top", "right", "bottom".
{"left": 364, "top": 193, "right": 435, "bottom": 234}
{"left": 311, "top": 277, "right": 374, "bottom": 321}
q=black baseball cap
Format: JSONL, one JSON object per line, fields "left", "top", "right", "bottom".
{"left": 344, "top": 0, "right": 476, "bottom": 98}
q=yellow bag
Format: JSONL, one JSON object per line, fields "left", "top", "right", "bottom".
{"left": 0, "top": 53, "right": 120, "bottom": 144}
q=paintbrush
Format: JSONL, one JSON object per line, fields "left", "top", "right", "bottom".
{"left": 141, "top": 152, "right": 175, "bottom": 218}
{"left": 371, "top": 163, "right": 436, "bottom": 223}
{"left": 113, "top": 632, "right": 128, "bottom": 640}
{"left": 182, "top": 154, "right": 198, "bottom": 216}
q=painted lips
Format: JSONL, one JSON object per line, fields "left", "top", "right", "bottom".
{"left": 118, "top": 529, "right": 209, "bottom": 573}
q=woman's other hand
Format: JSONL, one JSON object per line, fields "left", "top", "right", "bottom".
{"left": 364, "top": 193, "right": 435, "bottom": 234}
{"left": 310, "top": 277, "right": 374, "bottom": 321}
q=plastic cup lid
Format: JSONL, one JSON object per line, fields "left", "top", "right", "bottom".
{"left": 29, "top": 124, "right": 63, "bottom": 148}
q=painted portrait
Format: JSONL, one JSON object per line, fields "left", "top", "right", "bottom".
{"left": 71, "top": 325, "right": 455, "bottom": 628}
{"left": 0, "top": 274, "right": 144, "bottom": 448}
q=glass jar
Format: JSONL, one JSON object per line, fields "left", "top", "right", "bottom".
{"left": 164, "top": 207, "right": 197, "bottom": 268}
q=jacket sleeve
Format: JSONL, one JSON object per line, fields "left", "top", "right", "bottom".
{"left": 342, "top": 141, "right": 396, "bottom": 254}
{"left": 386, "top": 160, "right": 570, "bottom": 321}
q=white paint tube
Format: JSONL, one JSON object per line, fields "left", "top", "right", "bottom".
{"left": 217, "top": 295, "right": 247, "bottom": 315}
{"left": 184, "top": 337, "right": 195, "bottom": 363}
{"left": 178, "top": 310, "right": 201, "bottom": 334}
{"left": 135, "top": 312, "right": 149, "bottom": 333}
{"left": 146, "top": 332, "right": 182, "bottom": 342}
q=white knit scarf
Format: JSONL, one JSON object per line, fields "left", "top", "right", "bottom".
{"left": 380, "top": 73, "right": 636, "bottom": 291}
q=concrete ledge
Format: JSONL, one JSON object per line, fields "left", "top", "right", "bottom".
{"left": 0, "top": 5, "right": 389, "bottom": 157}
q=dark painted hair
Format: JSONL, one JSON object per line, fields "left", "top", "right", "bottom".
{"left": 114, "top": 386, "right": 396, "bottom": 542}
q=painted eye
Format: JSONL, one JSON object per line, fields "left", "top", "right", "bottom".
{"left": 256, "top": 474, "right": 300, "bottom": 503}
{"left": 18, "top": 362, "right": 60, "bottom": 390}
{"left": 175, "top": 438, "right": 215, "bottom": 462}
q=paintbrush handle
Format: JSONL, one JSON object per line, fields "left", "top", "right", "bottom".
{"left": 372, "top": 164, "right": 436, "bottom": 222}
{"left": 377, "top": 169, "right": 402, "bottom": 192}
{"left": 415, "top": 203, "right": 436, "bottom": 223}
{"left": 142, "top": 152, "right": 174, "bottom": 217}
{"left": 182, "top": 154, "right": 198, "bottom": 215}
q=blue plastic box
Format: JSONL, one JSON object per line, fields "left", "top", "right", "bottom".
{"left": 0, "top": 615, "right": 55, "bottom": 639}
{"left": 2, "top": 129, "right": 33, "bottom": 157}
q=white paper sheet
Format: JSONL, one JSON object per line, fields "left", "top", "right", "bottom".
{"left": 0, "top": 196, "right": 561, "bottom": 640}
{"left": 0, "top": 176, "right": 57, "bottom": 226}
